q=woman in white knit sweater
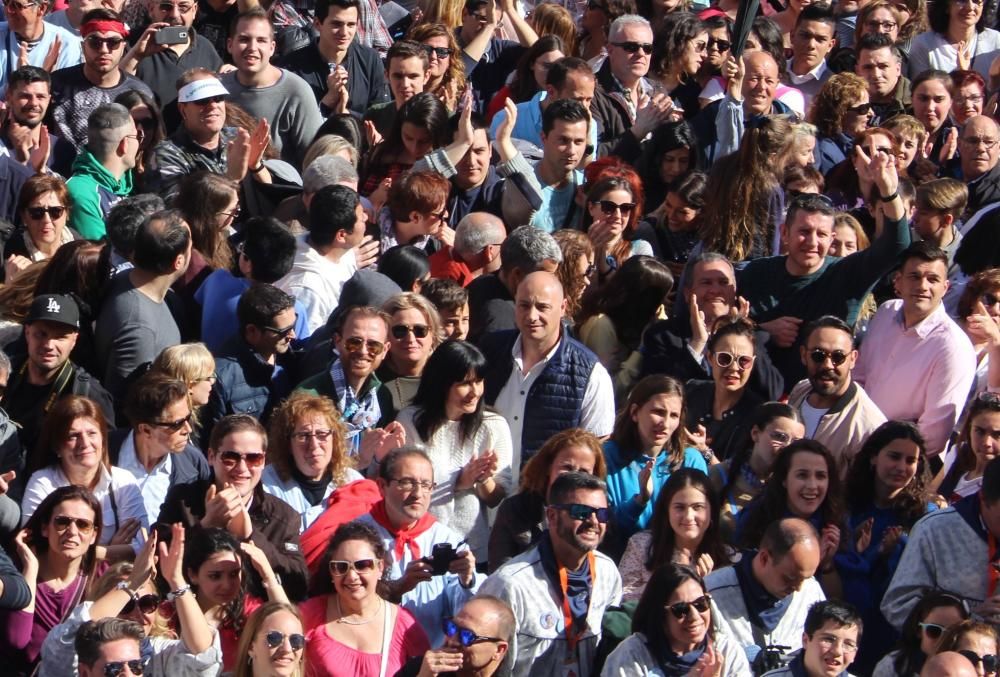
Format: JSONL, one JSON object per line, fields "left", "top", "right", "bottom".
{"left": 396, "top": 340, "right": 513, "bottom": 561}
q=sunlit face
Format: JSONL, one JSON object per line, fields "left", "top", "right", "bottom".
{"left": 955, "top": 83, "right": 986, "bottom": 125}
{"left": 608, "top": 23, "right": 653, "bottom": 83}
{"left": 842, "top": 91, "right": 873, "bottom": 137}
{"left": 950, "top": 0, "right": 983, "bottom": 28}
{"left": 7, "top": 80, "right": 50, "bottom": 128}
{"left": 956, "top": 631, "right": 999, "bottom": 677}
{"left": 179, "top": 89, "right": 226, "bottom": 139}
{"left": 970, "top": 411, "right": 1000, "bottom": 467}
{"left": 4, "top": 0, "right": 48, "bottom": 35}
{"left": 960, "top": 118, "right": 1000, "bottom": 180}
{"left": 630, "top": 393, "right": 682, "bottom": 452}
{"left": 803, "top": 326, "right": 857, "bottom": 398}
{"left": 873, "top": 438, "right": 920, "bottom": 494}
{"left": 663, "top": 578, "right": 711, "bottom": 650}
{"left": 334, "top": 314, "right": 388, "bottom": 383}
{"left": 545, "top": 445, "right": 597, "bottom": 488}
{"left": 422, "top": 35, "right": 451, "bottom": 79}
{"left": 919, "top": 605, "right": 966, "bottom": 655}
{"left": 145, "top": 397, "right": 193, "bottom": 455}
{"left": 79, "top": 638, "right": 142, "bottom": 677}
{"left": 316, "top": 5, "right": 358, "bottom": 52}
{"left": 689, "top": 260, "right": 736, "bottom": 321}
{"left": 247, "top": 610, "right": 305, "bottom": 677}
{"left": 388, "top": 55, "right": 428, "bottom": 106}
{"left": 149, "top": 0, "right": 196, "bottom": 27}
{"left": 668, "top": 485, "right": 711, "bottom": 545}
{"left": 709, "top": 333, "right": 755, "bottom": 392}
{"left": 587, "top": 188, "right": 633, "bottom": 238}
{"left": 440, "top": 302, "right": 470, "bottom": 340}
{"left": 894, "top": 131, "right": 920, "bottom": 169}
{"left": 856, "top": 46, "right": 902, "bottom": 99}
{"left": 189, "top": 371, "right": 215, "bottom": 408}
{"left": 188, "top": 551, "right": 242, "bottom": 607}
{"left": 388, "top": 307, "right": 434, "bottom": 368}
{"left": 802, "top": 621, "right": 860, "bottom": 677}
{"left": 228, "top": 17, "right": 275, "bottom": 76}
{"left": 862, "top": 6, "right": 900, "bottom": 40}
{"left": 42, "top": 498, "right": 97, "bottom": 562}
{"left": 680, "top": 32, "right": 708, "bottom": 76}
{"left": 791, "top": 20, "right": 836, "bottom": 71}
{"left": 742, "top": 54, "right": 780, "bottom": 116}
{"left": 759, "top": 542, "right": 821, "bottom": 598}
{"left": 894, "top": 257, "right": 949, "bottom": 320}
{"left": 209, "top": 430, "right": 265, "bottom": 501}
{"left": 705, "top": 26, "right": 731, "bottom": 69}
{"left": 445, "top": 370, "right": 484, "bottom": 420}
{"left": 379, "top": 455, "right": 434, "bottom": 525}
{"left": 330, "top": 538, "right": 384, "bottom": 601}
{"left": 541, "top": 119, "right": 588, "bottom": 176}
{"left": 23, "top": 189, "right": 67, "bottom": 249}
{"left": 26, "top": 319, "right": 77, "bottom": 374}
{"left": 784, "top": 451, "right": 829, "bottom": 518}
{"left": 659, "top": 147, "right": 691, "bottom": 185}
{"left": 401, "top": 121, "right": 434, "bottom": 161}
{"left": 784, "top": 211, "right": 834, "bottom": 273}
{"left": 515, "top": 274, "right": 566, "bottom": 345}
{"left": 554, "top": 71, "right": 596, "bottom": 110}
{"left": 750, "top": 417, "right": 805, "bottom": 469}
{"left": 665, "top": 192, "right": 698, "bottom": 233}
{"left": 828, "top": 223, "right": 859, "bottom": 257}
{"left": 547, "top": 487, "right": 607, "bottom": 553}
{"left": 912, "top": 79, "right": 952, "bottom": 134}
{"left": 291, "top": 413, "right": 335, "bottom": 481}
{"left": 119, "top": 581, "right": 158, "bottom": 634}
{"left": 58, "top": 417, "right": 103, "bottom": 476}
{"left": 456, "top": 129, "right": 490, "bottom": 190}
{"left": 791, "top": 135, "right": 817, "bottom": 168}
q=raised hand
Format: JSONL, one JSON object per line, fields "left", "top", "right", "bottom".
{"left": 29, "top": 125, "right": 50, "bottom": 174}
{"left": 109, "top": 518, "right": 142, "bottom": 546}
{"left": 226, "top": 128, "right": 251, "bottom": 180}
{"left": 14, "top": 528, "right": 37, "bottom": 575}
{"left": 128, "top": 528, "right": 157, "bottom": 590}
{"left": 364, "top": 120, "right": 383, "bottom": 148}
{"left": 854, "top": 517, "right": 873, "bottom": 553}
{"left": 248, "top": 119, "right": 270, "bottom": 170}
{"left": 42, "top": 38, "right": 61, "bottom": 72}
{"left": 157, "top": 523, "right": 187, "bottom": 589}
{"left": 637, "top": 459, "right": 654, "bottom": 503}
{"left": 689, "top": 292, "right": 709, "bottom": 355}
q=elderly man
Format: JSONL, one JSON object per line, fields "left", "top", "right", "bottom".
{"left": 960, "top": 116, "right": 1000, "bottom": 218}
{"left": 0, "top": 0, "right": 80, "bottom": 92}
{"left": 480, "top": 472, "right": 621, "bottom": 677}
{"left": 428, "top": 213, "right": 505, "bottom": 287}
{"left": 481, "top": 271, "right": 614, "bottom": 469}
{"left": 359, "top": 447, "right": 484, "bottom": 645}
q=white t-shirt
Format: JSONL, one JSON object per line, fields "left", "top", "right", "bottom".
{"left": 801, "top": 400, "right": 828, "bottom": 439}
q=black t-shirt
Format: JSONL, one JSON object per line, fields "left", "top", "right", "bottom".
{"left": 195, "top": 0, "right": 238, "bottom": 63}
{"left": 5, "top": 380, "right": 52, "bottom": 455}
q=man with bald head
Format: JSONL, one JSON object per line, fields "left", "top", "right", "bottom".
{"left": 960, "top": 116, "right": 1000, "bottom": 218}
{"left": 481, "top": 270, "right": 614, "bottom": 471}
{"left": 706, "top": 515, "right": 826, "bottom": 671}
{"left": 428, "top": 212, "right": 506, "bottom": 287}
{"left": 921, "top": 652, "right": 979, "bottom": 677}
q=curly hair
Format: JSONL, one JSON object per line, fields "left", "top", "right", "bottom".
{"left": 407, "top": 22, "right": 466, "bottom": 110}
{"left": 958, "top": 268, "right": 1000, "bottom": 320}
{"left": 552, "top": 229, "right": 594, "bottom": 321}
{"left": 809, "top": 73, "right": 870, "bottom": 138}
{"left": 845, "top": 421, "right": 930, "bottom": 529}
{"left": 650, "top": 11, "right": 706, "bottom": 81}
{"left": 311, "top": 520, "right": 390, "bottom": 597}
{"left": 520, "top": 428, "right": 606, "bottom": 496}
{"left": 267, "top": 392, "right": 352, "bottom": 485}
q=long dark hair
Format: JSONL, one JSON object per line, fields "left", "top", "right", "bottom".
{"left": 892, "top": 591, "right": 970, "bottom": 676}
{"left": 650, "top": 12, "right": 706, "bottom": 80}
{"left": 24, "top": 485, "right": 103, "bottom": 577}
{"left": 721, "top": 402, "right": 802, "bottom": 500}
{"left": 739, "top": 439, "right": 844, "bottom": 548}
{"left": 611, "top": 375, "right": 688, "bottom": 468}
{"left": 183, "top": 527, "right": 247, "bottom": 633}
{"left": 635, "top": 121, "right": 700, "bottom": 198}
{"left": 632, "top": 564, "right": 713, "bottom": 658}
{"left": 411, "top": 340, "right": 488, "bottom": 444}
{"left": 511, "top": 35, "right": 565, "bottom": 102}
{"left": 312, "top": 520, "right": 390, "bottom": 598}
{"left": 953, "top": 393, "right": 1000, "bottom": 476}
{"left": 644, "top": 469, "right": 728, "bottom": 572}
{"left": 367, "top": 92, "right": 450, "bottom": 169}
{"left": 846, "top": 421, "right": 930, "bottom": 529}
{"left": 928, "top": 0, "right": 987, "bottom": 34}
{"left": 576, "top": 255, "right": 674, "bottom": 348}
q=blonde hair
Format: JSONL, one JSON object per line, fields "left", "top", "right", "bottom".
{"left": 232, "top": 602, "right": 306, "bottom": 677}
{"left": 883, "top": 114, "right": 925, "bottom": 142}
{"left": 151, "top": 343, "right": 215, "bottom": 386}
{"left": 916, "top": 177, "right": 969, "bottom": 219}
{"left": 304, "top": 134, "right": 359, "bottom": 170}
{"left": 530, "top": 4, "right": 578, "bottom": 56}
{"left": 833, "top": 213, "right": 871, "bottom": 250}
{"left": 87, "top": 562, "right": 176, "bottom": 640}
{"left": 421, "top": 0, "right": 463, "bottom": 27}
{"left": 0, "top": 260, "right": 48, "bottom": 322}
{"left": 407, "top": 23, "right": 466, "bottom": 110}
{"left": 381, "top": 292, "right": 445, "bottom": 348}
{"left": 267, "top": 392, "right": 353, "bottom": 485}
{"left": 779, "top": 122, "right": 818, "bottom": 168}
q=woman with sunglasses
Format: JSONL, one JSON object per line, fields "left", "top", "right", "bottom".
{"left": 406, "top": 23, "right": 466, "bottom": 112}
{"left": 908, "top": 0, "right": 1000, "bottom": 82}
{"left": 184, "top": 526, "right": 289, "bottom": 672}
{"left": 40, "top": 522, "right": 221, "bottom": 675}
{"left": 397, "top": 340, "right": 512, "bottom": 562}
{"left": 619, "top": 469, "right": 730, "bottom": 602}
{"left": 603, "top": 376, "right": 706, "bottom": 547}
{"left": 809, "top": 73, "right": 874, "bottom": 175}
{"left": 263, "top": 392, "right": 364, "bottom": 533}
{"left": 301, "top": 520, "right": 429, "bottom": 677}
{"left": 553, "top": 229, "right": 595, "bottom": 325}
{"left": 4, "top": 175, "right": 77, "bottom": 282}
{"left": 114, "top": 89, "right": 165, "bottom": 192}
{"left": 938, "top": 394, "right": 1000, "bottom": 501}
{"left": 708, "top": 402, "right": 804, "bottom": 542}
{"left": 584, "top": 177, "right": 653, "bottom": 283}
{"left": 837, "top": 421, "right": 936, "bottom": 674}
{"left": 232, "top": 601, "right": 307, "bottom": 677}
{"left": 377, "top": 293, "right": 444, "bottom": 423}
{"left": 488, "top": 428, "right": 606, "bottom": 571}
{"left": 602, "top": 563, "right": 749, "bottom": 676}
{"left": 873, "top": 591, "right": 970, "bottom": 677}
{"left": 21, "top": 396, "right": 148, "bottom": 561}
{"left": 1, "top": 485, "right": 102, "bottom": 674}
{"left": 936, "top": 621, "right": 1000, "bottom": 676}
{"left": 647, "top": 12, "right": 708, "bottom": 117}
{"left": 684, "top": 317, "right": 765, "bottom": 463}
{"left": 955, "top": 270, "right": 1000, "bottom": 399}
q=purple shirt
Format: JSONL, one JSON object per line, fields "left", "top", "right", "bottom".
{"left": 1, "top": 575, "right": 85, "bottom": 669}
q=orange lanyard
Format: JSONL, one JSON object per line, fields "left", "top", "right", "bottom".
{"left": 990, "top": 530, "right": 999, "bottom": 598}
{"left": 557, "top": 551, "right": 596, "bottom": 653}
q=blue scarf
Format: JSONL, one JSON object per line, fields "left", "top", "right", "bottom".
{"left": 330, "top": 358, "right": 381, "bottom": 455}
{"left": 734, "top": 551, "right": 793, "bottom": 634}
{"left": 654, "top": 637, "right": 708, "bottom": 675}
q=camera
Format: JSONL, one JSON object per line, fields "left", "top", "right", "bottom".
{"left": 425, "top": 543, "right": 460, "bottom": 576}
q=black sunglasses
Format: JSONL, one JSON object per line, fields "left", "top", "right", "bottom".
{"left": 611, "top": 41, "right": 653, "bottom": 55}
{"left": 192, "top": 95, "right": 225, "bottom": 106}
{"left": 149, "top": 414, "right": 193, "bottom": 432}
{"left": 552, "top": 503, "right": 609, "bottom": 523}
{"left": 959, "top": 650, "right": 1000, "bottom": 674}
{"left": 261, "top": 320, "right": 296, "bottom": 340}
{"left": 421, "top": 44, "right": 453, "bottom": 58}
{"left": 122, "top": 593, "right": 160, "bottom": 615}
{"left": 85, "top": 35, "right": 125, "bottom": 50}
{"left": 265, "top": 630, "right": 306, "bottom": 651}
{"left": 391, "top": 323, "right": 429, "bottom": 339}
{"left": 847, "top": 102, "right": 873, "bottom": 115}
{"left": 707, "top": 37, "right": 731, "bottom": 51}
{"left": 442, "top": 618, "right": 504, "bottom": 646}
{"left": 809, "top": 348, "right": 849, "bottom": 366}
{"left": 103, "top": 660, "right": 145, "bottom": 677}
{"left": 26, "top": 205, "right": 65, "bottom": 220}
{"left": 665, "top": 594, "right": 712, "bottom": 620}
{"left": 591, "top": 200, "right": 636, "bottom": 215}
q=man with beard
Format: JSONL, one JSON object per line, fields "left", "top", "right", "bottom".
{"left": 1, "top": 67, "right": 75, "bottom": 176}
{"left": 855, "top": 34, "right": 909, "bottom": 126}
{"left": 0, "top": 0, "right": 81, "bottom": 91}
{"left": 359, "top": 447, "right": 483, "bottom": 645}
{"left": 479, "top": 472, "right": 622, "bottom": 677}
{"left": 396, "top": 595, "right": 514, "bottom": 677}
{"left": 48, "top": 9, "right": 153, "bottom": 152}
{"left": 220, "top": 10, "right": 321, "bottom": 167}
{"left": 787, "top": 316, "right": 885, "bottom": 469}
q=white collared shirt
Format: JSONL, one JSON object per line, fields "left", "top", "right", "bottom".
{"left": 117, "top": 431, "right": 173, "bottom": 525}
{"left": 785, "top": 58, "right": 830, "bottom": 110}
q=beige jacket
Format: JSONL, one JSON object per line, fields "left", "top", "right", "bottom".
{"left": 788, "top": 380, "right": 887, "bottom": 471}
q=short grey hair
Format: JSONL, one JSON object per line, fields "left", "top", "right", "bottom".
{"left": 501, "top": 226, "right": 562, "bottom": 274}
{"left": 609, "top": 14, "right": 652, "bottom": 43}
{"left": 454, "top": 213, "right": 505, "bottom": 258}
{"left": 303, "top": 155, "right": 359, "bottom": 194}
{"left": 683, "top": 251, "right": 735, "bottom": 288}
{"left": 87, "top": 103, "right": 133, "bottom": 159}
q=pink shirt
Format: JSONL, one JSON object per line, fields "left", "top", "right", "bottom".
{"left": 854, "top": 299, "right": 976, "bottom": 455}
{"left": 300, "top": 596, "right": 430, "bottom": 677}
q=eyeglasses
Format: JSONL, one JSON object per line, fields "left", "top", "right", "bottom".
{"left": 551, "top": 503, "right": 609, "bottom": 523}
{"left": 591, "top": 200, "right": 636, "bottom": 216}
{"left": 343, "top": 336, "right": 386, "bottom": 356}
{"left": 195, "top": 374, "right": 217, "bottom": 384}
{"left": 846, "top": 102, "right": 873, "bottom": 115}
{"left": 149, "top": 414, "right": 193, "bottom": 432}
{"left": 122, "top": 593, "right": 161, "bottom": 615}
{"left": 611, "top": 41, "right": 653, "bottom": 55}
{"left": 329, "top": 558, "right": 378, "bottom": 576}
{"left": 53, "top": 515, "right": 95, "bottom": 534}
{"left": 442, "top": 618, "right": 504, "bottom": 646}
{"left": 389, "top": 477, "right": 436, "bottom": 493}
{"left": 809, "top": 348, "right": 849, "bottom": 366}
{"left": 865, "top": 19, "right": 898, "bottom": 30}
{"left": 815, "top": 634, "right": 859, "bottom": 654}
{"left": 707, "top": 38, "right": 731, "bottom": 51}
{"left": 158, "top": 1, "right": 193, "bottom": 11}
{"left": 955, "top": 94, "right": 985, "bottom": 105}
{"left": 961, "top": 136, "right": 999, "bottom": 149}
{"left": 26, "top": 205, "right": 65, "bottom": 220}
{"left": 85, "top": 34, "right": 125, "bottom": 51}
{"left": 191, "top": 95, "right": 225, "bottom": 106}
{"left": 665, "top": 595, "right": 712, "bottom": 620}
{"left": 261, "top": 320, "right": 296, "bottom": 340}
{"left": 218, "top": 450, "right": 266, "bottom": 469}
{"left": 983, "top": 293, "right": 1000, "bottom": 308}
{"left": 219, "top": 206, "right": 241, "bottom": 221}
{"left": 768, "top": 430, "right": 798, "bottom": 445}
{"left": 421, "top": 44, "right": 453, "bottom": 59}
{"left": 955, "top": 0, "right": 984, "bottom": 6}
{"left": 292, "top": 429, "right": 334, "bottom": 443}
{"left": 103, "top": 660, "right": 145, "bottom": 677}
{"left": 2, "top": 0, "right": 39, "bottom": 11}
{"left": 919, "top": 622, "right": 946, "bottom": 639}
{"left": 264, "top": 630, "right": 306, "bottom": 651}
{"left": 391, "top": 323, "right": 429, "bottom": 339}
{"left": 712, "top": 351, "right": 755, "bottom": 370}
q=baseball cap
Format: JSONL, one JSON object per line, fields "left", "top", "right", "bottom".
{"left": 26, "top": 294, "right": 80, "bottom": 330}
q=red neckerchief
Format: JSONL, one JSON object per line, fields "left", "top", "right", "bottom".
{"left": 558, "top": 551, "right": 597, "bottom": 653}
{"left": 370, "top": 500, "right": 436, "bottom": 560}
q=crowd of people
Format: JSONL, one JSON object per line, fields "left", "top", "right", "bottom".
{"left": 0, "top": 0, "right": 999, "bottom": 674}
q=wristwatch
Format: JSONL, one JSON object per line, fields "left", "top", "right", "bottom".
{"left": 167, "top": 585, "right": 192, "bottom": 601}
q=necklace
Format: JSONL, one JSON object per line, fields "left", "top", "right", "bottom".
{"left": 335, "top": 595, "right": 383, "bottom": 625}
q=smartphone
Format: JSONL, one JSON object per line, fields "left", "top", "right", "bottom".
{"left": 155, "top": 25, "right": 189, "bottom": 46}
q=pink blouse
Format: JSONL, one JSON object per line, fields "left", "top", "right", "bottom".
{"left": 300, "top": 596, "right": 430, "bottom": 677}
